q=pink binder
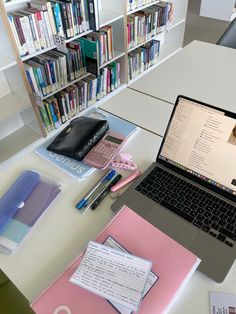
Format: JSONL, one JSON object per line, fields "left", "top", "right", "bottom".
{"left": 31, "top": 205, "right": 200, "bottom": 314}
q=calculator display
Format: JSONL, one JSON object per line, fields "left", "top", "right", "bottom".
{"left": 105, "top": 135, "right": 123, "bottom": 144}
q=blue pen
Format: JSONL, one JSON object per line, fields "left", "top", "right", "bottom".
{"left": 76, "top": 169, "right": 116, "bottom": 209}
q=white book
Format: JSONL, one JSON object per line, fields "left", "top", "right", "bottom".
{"left": 43, "top": 10, "right": 54, "bottom": 46}
{"left": 35, "top": 10, "right": 47, "bottom": 49}
{"left": 23, "top": 15, "right": 37, "bottom": 53}
{"left": 18, "top": 15, "right": 36, "bottom": 54}
{"left": 30, "top": 12, "right": 41, "bottom": 51}
{"left": 46, "top": 1, "right": 57, "bottom": 35}
{"left": 41, "top": 11, "right": 51, "bottom": 47}
{"left": 8, "top": 15, "right": 25, "bottom": 57}
{"left": 60, "top": 95, "right": 68, "bottom": 121}
{"left": 69, "top": 3, "right": 75, "bottom": 37}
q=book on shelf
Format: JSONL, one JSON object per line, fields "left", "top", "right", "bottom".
{"left": 0, "top": 170, "right": 62, "bottom": 255}
{"left": 128, "top": 39, "right": 160, "bottom": 80}
{"left": 78, "top": 26, "right": 114, "bottom": 72}
{"left": 31, "top": 205, "right": 200, "bottom": 314}
{"left": 35, "top": 107, "right": 138, "bottom": 180}
{"left": 127, "top": 1, "right": 174, "bottom": 50}
{"left": 87, "top": 0, "right": 99, "bottom": 31}
{"left": 7, "top": 0, "right": 91, "bottom": 57}
{"left": 127, "top": 0, "right": 157, "bottom": 12}
{"left": 35, "top": 59, "right": 121, "bottom": 132}
{"left": 24, "top": 43, "right": 86, "bottom": 98}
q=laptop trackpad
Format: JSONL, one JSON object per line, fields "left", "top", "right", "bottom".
{"left": 144, "top": 204, "right": 199, "bottom": 249}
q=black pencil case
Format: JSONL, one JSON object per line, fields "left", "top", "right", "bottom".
{"left": 47, "top": 116, "right": 109, "bottom": 161}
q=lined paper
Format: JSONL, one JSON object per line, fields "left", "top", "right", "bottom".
{"left": 104, "top": 236, "right": 158, "bottom": 314}
{"left": 70, "top": 241, "right": 152, "bottom": 312}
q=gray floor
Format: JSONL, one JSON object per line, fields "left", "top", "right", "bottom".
{"left": 183, "top": 0, "right": 230, "bottom": 46}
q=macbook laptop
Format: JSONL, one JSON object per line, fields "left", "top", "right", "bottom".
{"left": 111, "top": 95, "right": 236, "bottom": 283}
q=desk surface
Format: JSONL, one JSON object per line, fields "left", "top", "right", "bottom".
{"left": 0, "top": 120, "right": 235, "bottom": 314}
{"left": 0, "top": 128, "right": 163, "bottom": 304}
{"left": 129, "top": 41, "right": 236, "bottom": 112}
{"left": 1, "top": 41, "right": 236, "bottom": 314}
{"left": 99, "top": 88, "right": 173, "bottom": 137}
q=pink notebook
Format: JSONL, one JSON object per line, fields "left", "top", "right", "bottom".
{"left": 31, "top": 205, "right": 200, "bottom": 314}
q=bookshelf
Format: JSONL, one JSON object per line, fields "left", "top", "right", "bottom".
{"left": 0, "top": 0, "right": 188, "bottom": 167}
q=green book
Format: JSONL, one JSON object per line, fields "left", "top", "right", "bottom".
{"left": 39, "top": 105, "right": 52, "bottom": 133}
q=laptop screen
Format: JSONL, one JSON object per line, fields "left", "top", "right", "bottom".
{"left": 158, "top": 96, "right": 236, "bottom": 196}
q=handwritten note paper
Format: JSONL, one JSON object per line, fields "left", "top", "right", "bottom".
{"left": 70, "top": 241, "right": 152, "bottom": 312}
{"left": 103, "top": 236, "right": 158, "bottom": 314}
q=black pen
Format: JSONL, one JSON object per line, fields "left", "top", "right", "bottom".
{"left": 90, "top": 174, "right": 122, "bottom": 210}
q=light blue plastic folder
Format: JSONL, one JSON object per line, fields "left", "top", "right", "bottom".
{"left": 0, "top": 171, "right": 40, "bottom": 232}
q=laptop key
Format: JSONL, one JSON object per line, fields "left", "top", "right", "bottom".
{"left": 226, "top": 224, "right": 234, "bottom": 232}
{"left": 152, "top": 195, "right": 161, "bottom": 203}
{"left": 209, "top": 231, "right": 217, "bottom": 238}
{"left": 202, "top": 225, "right": 211, "bottom": 232}
{"left": 193, "top": 220, "right": 203, "bottom": 228}
{"left": 218, "top": 219, "right": 227, "bottom": 227}
{"left": 211, "top": 222, "right": 220, "bottom": 230}
{"left": 225, "top": 241, "right": 233, "bottom": 247}
{"left": 190, "top": 210, "right": 198, "bottom": 217}
{"left": 204, "top": 218, "right": 212, "bottom": 226}
{"left": 218, "top": 227, "right": 236, "bottom": 241}
{"left": 217, "top": 234, "right": 226, "bottom": 242}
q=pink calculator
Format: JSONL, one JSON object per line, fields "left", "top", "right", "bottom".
{"left": 83, "top": 131, "right": 126, "bottom": 169}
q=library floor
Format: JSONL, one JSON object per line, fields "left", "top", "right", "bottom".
{"left": 183, "top": 0, "right": 230, "bottom": 46}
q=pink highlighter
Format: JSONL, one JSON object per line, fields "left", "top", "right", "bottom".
{"left": 110, "top": 169, "right": 141, "bottom": 192}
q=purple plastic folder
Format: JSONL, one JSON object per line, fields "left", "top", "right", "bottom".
{"left": 13, "top": 180, "right": 61, "bottom": 227}
{"left": 0, "top": 171, "right": 40, "bottom": 232}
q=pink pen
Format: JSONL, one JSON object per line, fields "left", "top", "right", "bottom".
{"left": 110, "top": 169, "right": 141, "bottom": 192}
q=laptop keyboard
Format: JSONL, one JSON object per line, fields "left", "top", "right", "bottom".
{"left": 135, "top": 167, "right": 236, "bottom": 248}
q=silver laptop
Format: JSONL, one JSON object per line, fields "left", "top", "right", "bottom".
{"left": 112, "top": 95, "right": 236, "bottom": 283}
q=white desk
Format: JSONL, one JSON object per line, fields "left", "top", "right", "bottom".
{"left": 100, "top": 41, "right": 236, "bottom": 313}
{"left": 99, "top": 88, "right": 173, "bottom": 137}
{"left": 0, "top": 128, "right": 162, "bottom": 304}
{"left": 129, "top": 40, "right": 236, "bottom": 113}
{"left": 1, "top": 41, "right": 236, "bottom": 314}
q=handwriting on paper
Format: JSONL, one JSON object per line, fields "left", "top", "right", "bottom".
{"left": 70, "top": 241, "right": 152, "bottom": 312}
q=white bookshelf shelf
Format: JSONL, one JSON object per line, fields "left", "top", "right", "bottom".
{"left": 128, "top": 17, "right": 185, "bottom": 54}
{"left": 127, "top": 0, "right": 159, "bottom": 15}
{"left": 22, "top": 30, "right": 93, "bottom": 62}
{"left": 128, "top": 43, "right": 181, "bottom": 85}
{"left": 0, "top": 53, "right": 17, "bottom": 71}
{"left": 0, "top": 93, "right": 30, "bottom": 122}
{"left": 158, "top": 42, "right": 181, "bottom": 63}
{"left": 65, "top": 30, "right": 93, "bottom": 43}
{"left": 100, "top": 51, "right": 125, "bottom": 69}
{"left": 99, "top": 9, "right": 124, "bottom": 28}
{"left": 168, "top": 16, "right": 186, "bottom": 30}
{"left": 0, "top": 125, "right": 41, "bottom": 163}
{"left": 22, "top": 46, "right": 57, "bottom": 62}
{"left": 42, "top": 73, "right": 90, "bottom": 100}
{"left": 4, "top": 0, "right": 27, "bottom": 8}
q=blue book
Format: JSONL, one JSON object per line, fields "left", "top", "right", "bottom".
{"left": 35, "top": 108, "right": 138, "bottom": 181}
{"left": 52, "top": 2, "right": 64, "bottom": 37}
